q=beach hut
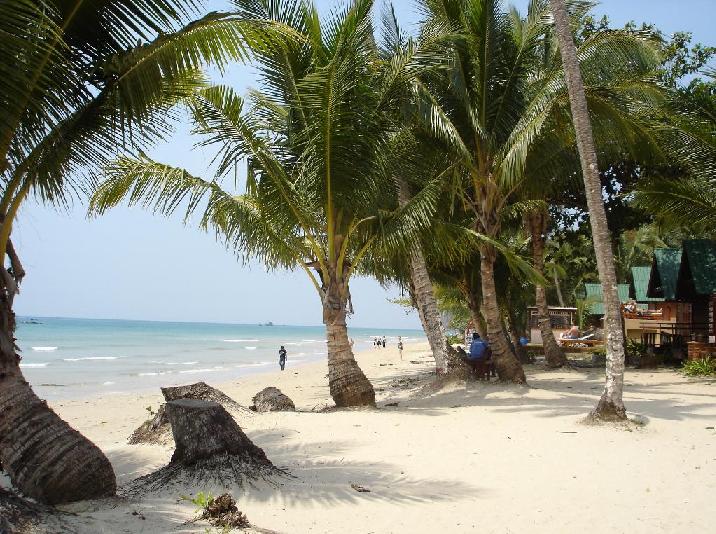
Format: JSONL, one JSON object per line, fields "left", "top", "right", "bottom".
{"left": 578, "top": 282, "right": 631, "bottom": 318}
{"left": 674, "top": 240, "right": 716, "bottom": 358}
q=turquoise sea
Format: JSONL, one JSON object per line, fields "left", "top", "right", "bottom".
{"left": 16, "top": 317, "right": 424, "bottom": 400}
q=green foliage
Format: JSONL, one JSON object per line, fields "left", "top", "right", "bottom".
{"left": 446, "top": 333, "right": 463, "bottom": 346}
{"left": 435, "top": 285, "right": 471, "bottom": 330}
{"left": 682, "top": 357, "right": 716, "bottom": 377}
{"left": 626, "top": 339, "right": 649, "bottom": 360}
{"left": 183, "top": 491, "right": 215, "bottom": 512}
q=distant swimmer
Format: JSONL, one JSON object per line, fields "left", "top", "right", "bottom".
{"left": 278, "top": 345, "right": 287, "bottom": 371}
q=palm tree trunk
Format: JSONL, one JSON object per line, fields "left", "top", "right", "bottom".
{"left": 462, "top": 276, "right": 487, "bottom": 339}
{"left": 0, "top": 286, "right": 116, "bottom": 504}
{"left": 553, "top": 270, "right": 566, "bottom": 307}
{"left": 397, "top": 180, "right": 448, "bottom": 373}
{"left": 550, "top": 0, "right": 626, "bottom": 420}
{"left": 479, "top": 247, "right": 527, "bottom": 384}
{"left": 323, "top": 279, "right": 375, "bottom": 407}
{"left": 525, "top": 211, "right": 566, "bottom": 368}
{"left": 407, "top": 249, "right": 448, "bottom": 373}
{"left": 506, "top": 308, "right": 530, "bottom": 364}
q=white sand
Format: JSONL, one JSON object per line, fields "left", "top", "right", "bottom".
{"left": 8, "top": 342, "right": 716, "bottom": 533}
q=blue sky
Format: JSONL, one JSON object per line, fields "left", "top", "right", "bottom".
{"left": 13, "top": 0, "right": 715, "bottom": 329}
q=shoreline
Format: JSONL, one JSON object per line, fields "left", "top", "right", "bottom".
{"left": 42, "top": 341, "right": 428, "bottom": 406}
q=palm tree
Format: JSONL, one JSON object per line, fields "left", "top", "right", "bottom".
{"left": 0, "top": 0, "right": 274, "bottom": 503}
{"left": 548, "top": 0, "right": 627, "bottom": 420}
{"left": 524, "top": 206, "right": 567, "bottom": 367}
{"left": 411, "top": 0, "right": 663, "bottom": 383}
{"left": 91, "top": 0, "right": 441, "bottom": 407}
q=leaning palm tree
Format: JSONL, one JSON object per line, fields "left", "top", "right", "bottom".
{"left": 0, "top": 0, "right": 276, "bottom": 503}
{"left": 92, "top": 0, "right": 441, "bottom": 407}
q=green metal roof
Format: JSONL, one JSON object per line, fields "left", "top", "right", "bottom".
{"left": 648, "top": 248, "right": 681, "bottom": 300}
{"left": 632, "top": 266, "right": 663, "bottom": 302}
{"left": 583, "top": 283, "right": 631, "bottom": 315}
{"left": 679, "top": 240, "right": 716, "bottom": 296}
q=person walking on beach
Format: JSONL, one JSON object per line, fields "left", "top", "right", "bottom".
{"left": 382, "top": 336, "right": 386, "bottom": 348}
{"left": 398, "top": 337, "right": 404, "bottom": 360}
{"left": 278, "top": 345, "right": 287, "bottom": 371}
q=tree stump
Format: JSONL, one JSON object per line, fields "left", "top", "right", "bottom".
{"left": 251, "top": 387, "right": 295, "bottom": 412}
{"left": 127, "top": 400, "right": 281, "bottom": 494}
{"left": 127, "top": 382, "right": 251, "bottom": 445}
{"left": 167, "top": 399, "right": 267, "bottom": 464}
{"left": 128, "top": 404, "right": 171, "bottom": 445}
{"left": 162, "top": 382, "right": 251, "bottom": 415}
{"left": 446, "top": 344, "right": 472, "bottom": 379}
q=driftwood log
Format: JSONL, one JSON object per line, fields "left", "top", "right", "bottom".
{"left": 128, "top": 382, "right": 251, "bottom": 445}
{"left": 251, "top": 387, "right": 295, "bottom": 412}
{"left": 127, "top": 400, "right": 281, "bottom": 494}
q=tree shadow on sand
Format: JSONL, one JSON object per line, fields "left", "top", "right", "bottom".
{"left": 107, "top": 430, "right": 481, "bottom": 509}
{"left": 371, "top": 367, "right": 716, "bottom": 423}
{"left": 242, "top": 430, "right": 482, "bottom": 507}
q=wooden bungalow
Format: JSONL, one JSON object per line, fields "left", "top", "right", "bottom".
{"left": 674, "top": 240, "right": 716, "bottom": 358}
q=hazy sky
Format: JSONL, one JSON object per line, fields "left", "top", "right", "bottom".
{"left": 13, "top": 0, "right": 715, "bottom": 329}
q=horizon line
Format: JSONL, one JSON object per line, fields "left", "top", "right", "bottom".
{"left": 16, "top": 314, "right": 425, "bottom": 331}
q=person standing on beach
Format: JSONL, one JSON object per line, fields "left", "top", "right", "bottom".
{"left": 278, "top": 346, "right": 287, "bottom": 371}
{"left": 382, "top": 336, "right": 386, "bottom": 348}
{"left": 398, "top": 337, "right": 404, "bottom": 360}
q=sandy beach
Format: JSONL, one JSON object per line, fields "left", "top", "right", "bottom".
{"left": 6, "top": 341, "right": 716, "bottom": 533}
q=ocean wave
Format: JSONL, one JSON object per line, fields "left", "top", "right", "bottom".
{"left": 63, "top": 356, "right": 118, "bottom": 362}
{"left": 179, "top": 367, "right": 224, "bottom": 374}
{"left": 138, "top": 371, "right": 171, "bottom": 377}
{"left": 223, "top": 339, "right": 259, "bottom": 343}
{"left": 245, "top": 346, "right": 257, "bottom": 350}
{"left": 235, "top": 362, "right": 273, "bottom": 368}
{"left": 32, "top": 346, "right": 57, "bottom": 352}
{"left": 20, "top": 363, "right": 48, "bottom": 368}
{"left": 103, "top": 381, "right": 115, "bottom": 386}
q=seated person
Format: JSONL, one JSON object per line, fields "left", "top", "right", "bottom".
{"left": 468, "top": 333, "right": 490, "bottom": 380}
{"left": 624, "top": 300, "right": 638, "bottom": 314}
{"left": 561, "top": 326, "right": 580, "bottom": 340}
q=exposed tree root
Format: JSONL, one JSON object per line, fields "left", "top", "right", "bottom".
{"left": 124, "top": 454, "right": 287, "bottom": 496}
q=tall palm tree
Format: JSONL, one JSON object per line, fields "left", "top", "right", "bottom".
{"left": 411, "top": 0, "right": 663, "bottom": 383}
{"left": 548, "top": 0, "right": 627, "bottom": 420}
{"left": 91, "top": 0, "right": 442, "bottom": 407}
{"left": 0, "top": 0, "right": 274, "bottom": 503}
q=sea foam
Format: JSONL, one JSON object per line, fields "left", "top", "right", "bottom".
{"left": 63, "top": 356, "right": 118, "bottom": 362}
{"left": 32, "top": 346, "right": 57, "bottom": 352}
{"left": 20, "top": 363, "right": 48, "bottom": 368}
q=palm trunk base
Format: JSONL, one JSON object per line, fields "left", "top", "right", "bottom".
{"left": 493, "top": 354, "right": 527, "bottom": 384}
{"left": 0, "top": 376, "right": 117, "bottom": 504}
{"left": 544, "top": 344, "right": 567, "bottom": 369}
{"left": 588, "top": 393, "right": 627, "bottom": 422}
{"left": 328, "top": 359, "right": 375, "bottom": 407}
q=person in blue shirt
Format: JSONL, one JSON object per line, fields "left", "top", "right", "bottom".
{"left": 468, "top": 332, "right": 490, "bottom": 380}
